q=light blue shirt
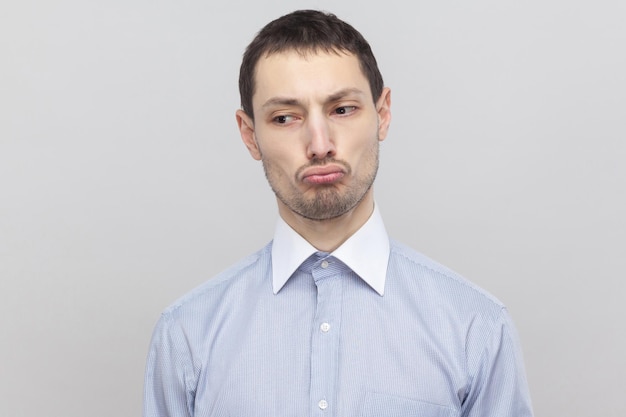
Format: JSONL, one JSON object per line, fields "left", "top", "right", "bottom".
{"left": 144, "top": 207, "right": 533, "bottom": 416}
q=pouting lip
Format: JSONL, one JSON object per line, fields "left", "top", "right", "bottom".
{"left": 300, "top": 164, "right": 346, "bottom": 181}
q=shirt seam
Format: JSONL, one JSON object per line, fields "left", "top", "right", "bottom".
{"left": 160, "top": 311, "right": 198, "bottom": 414}
{"left": 389, "top": 242, "right": 504, "bottom": 310}
{"left": 461, "top": 307, "right": 508, "bottom": 412}
{"left": 165, "top": 244, "right": 271, "bottom": 315}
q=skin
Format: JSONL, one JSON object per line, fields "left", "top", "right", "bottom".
{"left": 236, "top": 50, "right": 391, "bottom": 252}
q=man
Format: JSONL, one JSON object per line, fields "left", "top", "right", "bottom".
{"left": 144, "top": 10, "right": 534, "bottom": 417}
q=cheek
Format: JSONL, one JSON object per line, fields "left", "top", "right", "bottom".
{"left": 256, "top": 128, "right": 304, "bottom": 160}
{"left": 344, "top": 128, "right": 379, "bottom": 162}
{"left": 260, "top": 147, "right": 301, "bottom": 179}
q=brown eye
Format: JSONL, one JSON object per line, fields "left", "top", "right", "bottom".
{"left": 273, "top": 115, "right": 295, "bottom": 124}
{"left": 334, "top": 106, "right": 357, "bottom": 115}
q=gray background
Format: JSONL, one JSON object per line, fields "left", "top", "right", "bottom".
{"left": 1, "top": 1, "right": 624, "bottom": 416}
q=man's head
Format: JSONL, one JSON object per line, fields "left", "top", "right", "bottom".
{"left": 236, "top": 10, "right": 391, "bottom": 223}
{"left": 238, "top": 10, "right": 384, "bottom": 120}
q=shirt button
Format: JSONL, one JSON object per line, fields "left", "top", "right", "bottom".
{"left": 318, "top": 399, "right": 328, "bottom": 410}
{"left": 321, "top": 260, "right": 329, "bottom": 268}
{"left": 320, "top": 322, "right": 330, "bottom": 332}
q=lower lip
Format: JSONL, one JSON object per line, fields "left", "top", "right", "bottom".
{"left": 304, "top": 172, "right": 344, "bottom": 185}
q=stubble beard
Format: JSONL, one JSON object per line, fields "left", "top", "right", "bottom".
{"left": 262, "top": 143, "right": 380, "bottom": 221}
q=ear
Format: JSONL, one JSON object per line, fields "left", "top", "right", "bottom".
{"left": 236, "top": 109, "right": 262, "bottom": 160}
{"left": 375, "top": 87, "right": 392, "bottom": 142}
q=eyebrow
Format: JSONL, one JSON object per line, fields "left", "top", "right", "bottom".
{"left": 261, "top": 97, "right": 302, "bottom": 109}
{"left": 327, "top": 87, "right": 367, "bottom": 102}
{"left": 261, "top": 88, "right": 367, "bottom": 110}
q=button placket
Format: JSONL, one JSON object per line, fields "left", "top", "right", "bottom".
{"left": 310, "top": 256, "right": 342, "bottom": 416}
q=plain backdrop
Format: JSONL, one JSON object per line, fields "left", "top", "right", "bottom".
{"left": 1, "top": 1, "right": 624, "bottom": 416}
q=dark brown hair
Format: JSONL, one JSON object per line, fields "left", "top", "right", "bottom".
{"left": 238, "top": 10, "right": 384, "bottom": 119}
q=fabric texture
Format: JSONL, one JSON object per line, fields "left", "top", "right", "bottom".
{"left": 144, "top": 209, "right": 533, "bottom": 417}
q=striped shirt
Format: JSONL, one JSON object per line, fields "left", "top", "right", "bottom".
{"left": 144, "top": 207, "right": 533, "bottom": 416}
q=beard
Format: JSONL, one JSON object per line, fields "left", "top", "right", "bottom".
{"left": 261, "top": 143, "right": 380, "bottom": 221}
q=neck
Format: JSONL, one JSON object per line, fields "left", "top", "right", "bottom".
{"left": 277, "top": 190, "right": 375, "bottom": 252}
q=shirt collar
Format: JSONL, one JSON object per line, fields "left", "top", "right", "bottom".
{"left": 271, "top": 205, "right": 390, "bottom": 296}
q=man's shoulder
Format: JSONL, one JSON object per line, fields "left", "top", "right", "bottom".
{"left": 161, "top": 242, "right": 273, "bottom": 318}
{"left": 388, "top": 239, "right": 505, "bottom": 312}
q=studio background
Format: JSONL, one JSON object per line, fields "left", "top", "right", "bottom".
{"left": 1, "top": 1, "right": 624, "bottom": 416}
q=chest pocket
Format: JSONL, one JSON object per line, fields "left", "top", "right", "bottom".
{"left": 362, "top": 391, "right": 458, "bottom": 417}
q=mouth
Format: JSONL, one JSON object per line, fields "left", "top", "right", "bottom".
{"left": 301, "top": 165, "right": 346, "bottom": 185}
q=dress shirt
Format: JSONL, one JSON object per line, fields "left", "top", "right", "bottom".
{"left": 144, "top": 207, "right": 534, "bottom": 417}
{"left": 271, "top": 205, "right": 389, "bottom": 296}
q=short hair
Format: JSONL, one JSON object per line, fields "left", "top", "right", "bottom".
{"left": 238, "top": 10, "right": 384, "bottom": 119}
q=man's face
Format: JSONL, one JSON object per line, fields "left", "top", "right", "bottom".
{"left": 237, "top": 50, "right": 391, "bottom": 221}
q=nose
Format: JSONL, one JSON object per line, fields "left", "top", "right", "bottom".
{"left": 305, "top": 116, "right": 336, "bottom": 160}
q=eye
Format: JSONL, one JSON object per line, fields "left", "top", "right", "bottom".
{"left": 273, "top": 114, "right": 296, "bottom": 124}
{"left": 333, "top": 106, "right": 357, "bottom": 115}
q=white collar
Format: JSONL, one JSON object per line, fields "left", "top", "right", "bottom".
{"left": 271, "top": 205, "right": 390, "bottom": 296}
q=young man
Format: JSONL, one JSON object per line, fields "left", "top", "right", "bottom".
{"left": 144, "top": 10, "right": 534, "bottom": 417}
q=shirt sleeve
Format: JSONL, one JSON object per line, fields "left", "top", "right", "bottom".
{"left": 143, "top": 312, "right": 196, "bottom": 417}
{"left": 461, "top": 308, "right": 534, "bottom": 417}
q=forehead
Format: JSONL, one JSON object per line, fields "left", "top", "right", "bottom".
{"left": 252, "top": 50, "right": 371, "bottom": 107}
